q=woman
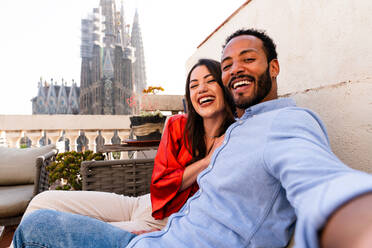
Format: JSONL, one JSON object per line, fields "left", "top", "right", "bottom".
{"left": 15, "top": 58, "right": 235, "bottom": 243}
{"left": 151, "top": 58, "right": 235, "bottom": 220}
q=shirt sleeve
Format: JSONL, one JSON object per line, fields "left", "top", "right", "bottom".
{"left": 150, "top": 115, "right": 198, "bottom": 220}
{"left": 263, "top": 108, "right": 372, "bottom": 248}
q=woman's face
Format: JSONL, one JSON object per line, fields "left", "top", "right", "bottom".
{"left": 189, "top": 65, "right": 225, "bottom": 119}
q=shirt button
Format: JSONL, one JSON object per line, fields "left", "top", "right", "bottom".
{"left": 199, "top": 188, "right": 203, "bottom": 193}
{"left": 184, "top": 209, "right": 189, "bottom": 215}
{"left": 239, "top": 120, "right": 243, "bottom": 124}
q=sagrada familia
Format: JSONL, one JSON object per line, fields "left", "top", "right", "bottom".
{"left": 32, "top": 0, "right": 146, "bottom": 115}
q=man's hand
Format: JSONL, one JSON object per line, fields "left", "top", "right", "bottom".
{"left": 320, "top": 192, "right": 372, "bottom": 248}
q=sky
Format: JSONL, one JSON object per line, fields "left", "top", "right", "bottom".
{"left": 0, "top": 0, "right": 245, "bottom": 115}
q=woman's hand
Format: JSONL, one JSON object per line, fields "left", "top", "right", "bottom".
{"left": 204, "top": 135, "right": 225, "bottom": 165}
{"left": 179, "top": 135, "right": 225, "bottom": 192}
{"left": 131, "top": 229, "right": 160, "bottom": 235}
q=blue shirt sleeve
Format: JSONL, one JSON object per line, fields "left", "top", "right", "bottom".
{"left": 263, "top": 107, "right": 372, "bottom": 247}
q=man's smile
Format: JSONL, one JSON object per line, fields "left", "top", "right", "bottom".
{"left": 232, "top": 80, "right": 252, "bottom": 89}
{"left": 228, "top": 75, "right": 255, "bottom": 89}
{"left": 228, "top": 75, "right": 255, "bottom": 95}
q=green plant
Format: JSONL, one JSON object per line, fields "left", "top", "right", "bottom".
{"left": 139, "top": 109, "right": 163, "bottom": 117}
{"left": 46, "top": 150, "right": 105, "bottom": 190}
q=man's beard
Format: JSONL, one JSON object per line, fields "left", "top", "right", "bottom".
{"left": 234, "top": 67, "right": 272, "bottom": 109}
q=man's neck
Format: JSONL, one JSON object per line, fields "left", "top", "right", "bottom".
{"left": 236, "top": 108, "right": 245, "bottom": 118}
{"left": 236, "top": 95, "right": 280, "bottom": 118}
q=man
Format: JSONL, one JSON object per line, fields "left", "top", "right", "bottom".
{"left": 219, "top": 29, "right": 372, "bottom": 247}
{"left": 14, "top": 29, "right": 372, "bottom": 248}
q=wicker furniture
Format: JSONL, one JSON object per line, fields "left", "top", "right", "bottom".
{"left": 98, "top": 143, "right": 159, "bottom": 160}
{"left": 0, "top": 147, "right": 57, "bottom": 227}
{"left": 33, "top": 150, "right": 59, "bottom": 196}
{"left": 81, "top": 158, "right": 154, "bottom": 196}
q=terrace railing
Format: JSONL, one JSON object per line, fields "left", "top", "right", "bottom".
{"left": 0, "top": 94, "right": 185, "bottom": 151}
{"left": 0, "top": 115, "right": 131, "bottom": 152}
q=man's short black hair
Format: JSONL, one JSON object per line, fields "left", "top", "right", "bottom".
{"left": 223, "top": 29, "right": 277, "bottom": 62}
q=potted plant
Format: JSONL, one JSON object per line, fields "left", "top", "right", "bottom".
{"left": 46, "top": 150, "right": 105, "bottom": 190}
{"left": 129, "top": 86, "right": 166, "bottom": 141}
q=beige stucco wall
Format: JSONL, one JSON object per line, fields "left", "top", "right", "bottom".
{"left": 140, "top": 95, "right": 185, "bottom": 112}
{"left": 289, "top": 79, "right": 372, "bottom": 173}
{"left": 186, "top": 0, "right": 372, "bottom": 172}
{"left": 0, "top": 115, "right": 131, "bottom": 131}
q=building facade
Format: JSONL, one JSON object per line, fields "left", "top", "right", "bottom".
{"left": 31, "top": 79, "right": 80, "bottom": 115}
{"left": 80, "top": 0, "right": 146, "bottom": 115}
{"left": 32, "top": 0, "right": 147, "bottom": 116}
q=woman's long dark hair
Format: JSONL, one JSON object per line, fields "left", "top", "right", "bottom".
{"left": 184, "top": 59, "right": 235, "bottom": 163}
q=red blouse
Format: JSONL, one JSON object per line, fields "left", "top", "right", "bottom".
{"left": 151, "top": 114, "right": 199, "bottom": 220}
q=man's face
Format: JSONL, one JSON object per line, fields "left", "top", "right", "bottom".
{"left": 221, "top": 35, "right": 273, "bottom": 113}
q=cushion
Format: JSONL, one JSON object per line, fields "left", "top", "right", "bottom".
{"left": 0, "top": 184, "right": 34, "bottom": 217}
{"left": 0, "top": 145, "right": 55, "bottom": 185}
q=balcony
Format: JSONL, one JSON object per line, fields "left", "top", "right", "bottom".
{"left": 0, "top": 95, "right": 185, "bottom": 152}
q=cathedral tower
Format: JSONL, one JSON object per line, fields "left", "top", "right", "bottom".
{"left": 79, "top": 0, "right": 144, "bottom": 115}
{"left": 131, "top": 9, "right": 147, "bottom": 95}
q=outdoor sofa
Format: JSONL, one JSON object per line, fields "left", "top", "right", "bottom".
{"left": 0, "top": 144, "right": 57, "bottom": 227}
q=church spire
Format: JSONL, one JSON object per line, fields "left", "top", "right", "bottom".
{"left": 100, "top": 0, "right": 116, "bottom": 47}
{"left": 103, "top": 49, "right": 114, "bottom": 78}
{"left": 46, "top": 80, "right": 57, "bottom": 114}
{"left": 131, "top": 9, "right": 147, "bottom": 94}
{"left": 35, "top": 78, "right": 47, "bottom": 114}
{"left": 67, "top": 82, "right": 79, "bottom": 114}
{"left": 37, "top": 77, "right": 46, "bottom": 99}
{"left": 57, "top": 82, "right": 68, "bottom": 114}
{"left": 116, "top": 29, "right": 123, "bottom": 47}
{"left": 120, "top": 0, "right": 128, "bottom": 47}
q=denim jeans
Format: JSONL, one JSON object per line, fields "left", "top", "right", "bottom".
{"left": 13, "top": 209, "right": 137, "bottom": 248}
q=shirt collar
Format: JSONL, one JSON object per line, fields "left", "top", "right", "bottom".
{"left": 238, "top": 98, "right": 296, "bottom": 120}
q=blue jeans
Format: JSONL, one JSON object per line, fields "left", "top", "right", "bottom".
{"left": 13, "top": 209, "right": 137, "bottom": 248}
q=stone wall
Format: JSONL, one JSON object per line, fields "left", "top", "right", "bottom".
{"left": 186, "top": 0, "right": 372, "bottom": 172}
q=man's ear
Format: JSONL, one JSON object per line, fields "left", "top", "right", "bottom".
{"left": 269, "top": 59, "right": 280, "bottom": 78}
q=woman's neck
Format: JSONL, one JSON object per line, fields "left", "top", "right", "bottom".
{"left": 203, "top": 114, "right": 224, "bottom": 138}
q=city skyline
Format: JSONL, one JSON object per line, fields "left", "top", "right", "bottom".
{"left": 0, "top": 0, "right": 245, "bottom": 114}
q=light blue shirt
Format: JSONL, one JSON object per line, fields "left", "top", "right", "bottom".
{"left": 128, "top": 98, "right": 372, "bottom": 248}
